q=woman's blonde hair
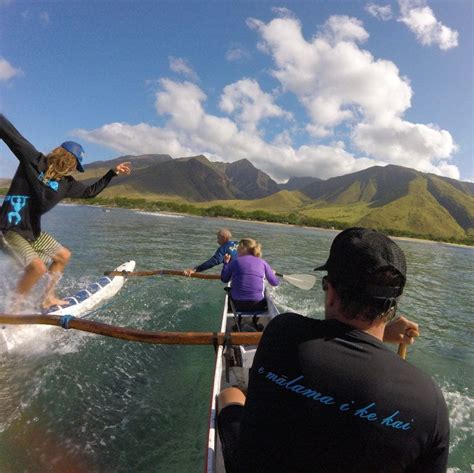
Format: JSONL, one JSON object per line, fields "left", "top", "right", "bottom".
{"left": 238, "top": 238, "right": 262, "bottom": 258}
{"left": 44, "top": 147, "right": 77, "bottom": 180}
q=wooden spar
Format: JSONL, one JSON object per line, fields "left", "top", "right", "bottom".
{"left": 0, "top": 315, "right": 415, "bottom": 356}
{"left": 0, "top": 313, "right": 261, "bottom": 346}
{"left": 104, "top": 269, "right": 221, "bottom": 280}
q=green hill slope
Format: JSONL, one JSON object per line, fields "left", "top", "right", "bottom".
{"left": 359, "top": 177, "right": 467, "bottom": 239}
{"left": 195, "top": 190, "right": 310, "bottom": 213}
{"left": 73, "top": 153, "right": 473, "bottom": 243}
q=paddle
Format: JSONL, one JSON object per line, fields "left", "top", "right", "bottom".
{"left": 276, "top": 272, "right": 316, "bottom": 290}
{"left": 105, "top": 269, "right": 316, "bottom": 290}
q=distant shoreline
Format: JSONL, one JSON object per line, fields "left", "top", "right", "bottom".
{"left": 2, "top": 193, "right": 472, "bottom": 248}
{"left": 65, "top": 199, "right": 474, "bottom": 249}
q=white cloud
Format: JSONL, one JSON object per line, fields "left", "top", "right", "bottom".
{"left": 75, "top": 12, "right": 459, "bottom": 182}
{"left": 168, "top": 56, "right": 198, "bottom": 81}
{"left": 75, "top": 78, "right": 376, "bottom": 181}
{"left": 21, "top": 9, "right": 50, "bottom": 26}
{"left": 248, "top": 14, "right": 457, "bottom": 176}
{"left": 225, "top": 45, "right": 249, "bottom": 62}
{"left": 271, "top": 7, "right": 295, "bottom": 18}
{"left": 353, "top": 118, "right": 459, "bottom": 178}
{"left": 0, "top": 57, "right": 23, "bottom": 81}
{"left": 248, "top": 15, "right": 411, "bottom": 127}
{"left": 155, "top": 78, "right": 205, "bottom": 130}
{"left": 39, "top": 11, "right": 50, "bottom": 26}
{"left": 321, "top": 15, "right": 370, "bottom": 44}
{"left": 398, "top": 0, "right": 458, "bottom": 50}
{"left": 365, "top": 3, "right": 393, "bottom": 21}
{"left": 219, "top": 78, "right": 292, "bottom": 132}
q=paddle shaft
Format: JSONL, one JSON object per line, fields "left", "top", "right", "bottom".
{"left": 275, "top": 272, "right": 316, "bottom": 290}
{"left": 0, "top": 313, "right": 261, "bottom": 345}
{"left": 397, "top": 329, "right": 418, "bottom": 359}
{"left": 105, "top": 269, "right": 221, "bottom": 280}
{"left": 397, "top": 344, "right": 408, "bottom": 359}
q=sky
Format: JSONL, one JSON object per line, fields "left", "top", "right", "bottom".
{"left": 0, "top": 0, "right": 472, "bottom": 183}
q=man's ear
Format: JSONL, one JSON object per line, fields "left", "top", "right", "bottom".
{"left": 326, "top": 281, "right": 338, "bottom": 308}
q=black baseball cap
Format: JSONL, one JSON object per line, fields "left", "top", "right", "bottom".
{"left": 314, "top": 227, "right": 406, "bottom": 299}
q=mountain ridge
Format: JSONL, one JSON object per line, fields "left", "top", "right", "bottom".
{"left": 1, "top": 152, "right": 472, "bottom": 242}
{"left": 81, "top": 154, "right": 471, "bottom": 240}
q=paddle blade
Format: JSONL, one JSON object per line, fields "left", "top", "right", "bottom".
{"left": 281, "top": 273, "right": 316, "bottom": 290}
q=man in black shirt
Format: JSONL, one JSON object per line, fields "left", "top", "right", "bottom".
{"left": 0, "top": 114, "right": 131, "bottom": 310}
{"left": 218, "top": 227, "right": 449, "bottom": 472}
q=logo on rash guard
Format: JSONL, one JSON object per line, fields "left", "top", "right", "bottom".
{"left": 228, "top": 243, "right": 238, "bottom": 256}
{"left": 37, "top": 172, "right": 59, "bottom": 191}
{"left": 5, "top": 195, "right": 29, "bottom": 225}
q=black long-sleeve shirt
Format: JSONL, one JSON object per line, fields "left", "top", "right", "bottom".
{"left": 0, "top": 114, "right": 116, "bottom": 241}
{"left": 237, "top": 314, "right": 450, "bottom": 473}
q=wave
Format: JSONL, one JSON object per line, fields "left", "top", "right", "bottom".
{"left": 137, "top": 211, "right": 183, "bottom": 219}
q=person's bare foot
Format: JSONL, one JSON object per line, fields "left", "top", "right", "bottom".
{"left": 41, "top": 297, "right": 69, "bottom": 310}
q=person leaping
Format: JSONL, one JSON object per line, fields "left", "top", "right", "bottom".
{"left": 0, "top": 114, "right": 131, "bottom": 311}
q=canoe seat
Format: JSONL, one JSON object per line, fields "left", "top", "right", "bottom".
{"left": 224, "top": 288, "right": 267, "bottom": 332}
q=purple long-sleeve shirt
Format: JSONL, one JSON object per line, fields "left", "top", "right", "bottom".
{"left": 221, "top": 254, "right": 280, "bottom": 301}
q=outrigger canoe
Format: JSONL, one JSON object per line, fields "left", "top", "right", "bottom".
{"left": 206, "top": 286, "right": 280, "bottom": 472}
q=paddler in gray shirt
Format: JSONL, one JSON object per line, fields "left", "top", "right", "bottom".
{"left": 0, "top": 114, "right": 131, "bottom": 311}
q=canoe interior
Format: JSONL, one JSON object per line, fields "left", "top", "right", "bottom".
{"left": 206, "top": 286, "right": 279, "bottom": 473}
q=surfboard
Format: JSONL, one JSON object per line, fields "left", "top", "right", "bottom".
{"left": 0, "top": 260, "right": 136, "bottom": 354}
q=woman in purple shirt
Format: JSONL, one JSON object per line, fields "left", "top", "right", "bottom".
{"left": 221, "top": 238, "right": 280, "bottom": 311}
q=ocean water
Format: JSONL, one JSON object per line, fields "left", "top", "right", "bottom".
{"left": 0, "top": 204, "right": 472, "bottom": 472}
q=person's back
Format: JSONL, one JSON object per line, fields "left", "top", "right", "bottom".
{"left": 237, "top": 313, "right": 449, "bottom": 472}
{"left": 221, "top": 239, "right": 279, "bottom": 309}
{"left": 225, "top": 254, "right": 276, "bottom": 302}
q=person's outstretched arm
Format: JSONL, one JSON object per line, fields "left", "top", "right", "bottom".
{"left": 66, "top": 162, "right": 131, "bottom": 199}
{"left": 263, "top": 260, "right": 280, "bottom": 287}
{"left": 0, "top": 114, "right": 40, "bottom": 165}
{"left": 195, "top": 244, "right": 228, "bottom": 273}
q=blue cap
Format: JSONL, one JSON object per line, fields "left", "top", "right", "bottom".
{"left": 60, "top": 141, "right": 85, "bottom": 172}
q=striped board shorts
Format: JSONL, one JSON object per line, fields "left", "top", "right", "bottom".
{"left": 1, "top": 230, "right": 64, "bottom": 267}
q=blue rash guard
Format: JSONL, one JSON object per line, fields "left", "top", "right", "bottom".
{"left": 194, "top": 240, "right": 238, "bottom": 272}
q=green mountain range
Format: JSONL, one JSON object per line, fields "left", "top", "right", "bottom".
{"left": 81, "top": 154, "right": 474, "bottom": 241}
{"left": 2, "top": 153, "right": 472, "bottom": 243}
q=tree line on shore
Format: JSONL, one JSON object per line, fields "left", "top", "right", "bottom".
{"left": 73, "top": 195, "right": 474, "bottom": 246}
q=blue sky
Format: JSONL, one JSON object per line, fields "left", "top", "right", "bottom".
{"left": 0, "top": 0, "right": 472, "bottom": 182}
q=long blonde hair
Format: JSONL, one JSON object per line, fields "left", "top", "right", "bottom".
{"left": 238, "top": 238, "right": 262, "bottom": 257}
{"left": 44, "top": 147, "right": 77, "bottom": 180}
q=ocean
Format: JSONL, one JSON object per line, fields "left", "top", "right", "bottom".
{"left": 0, "top": 204, "right": 472, "bottom": 472}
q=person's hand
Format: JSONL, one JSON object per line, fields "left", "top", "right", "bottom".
{"left": 383, "top": 315, "right": 420, "bottom": 345}
{"left": 223, "top": 254, "right": 231, "bottom": 264}
{"left": 115, "top": 162, "right": 132, "bottom": 175}
{"left": 183, "top": 268, "right": 195, "bottom": 277}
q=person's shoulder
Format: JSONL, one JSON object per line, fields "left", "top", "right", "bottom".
{"left": 62, "top": 176, "right": 76, "bottom": 185}
{"left": 261, "top": 314, "right": 322, "bottom": 348}
{"left": 225, "top": 240, "right": 238, "bottom": 250}
{"left": 266, "top": 313, "right": 319, "bottom": 334}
